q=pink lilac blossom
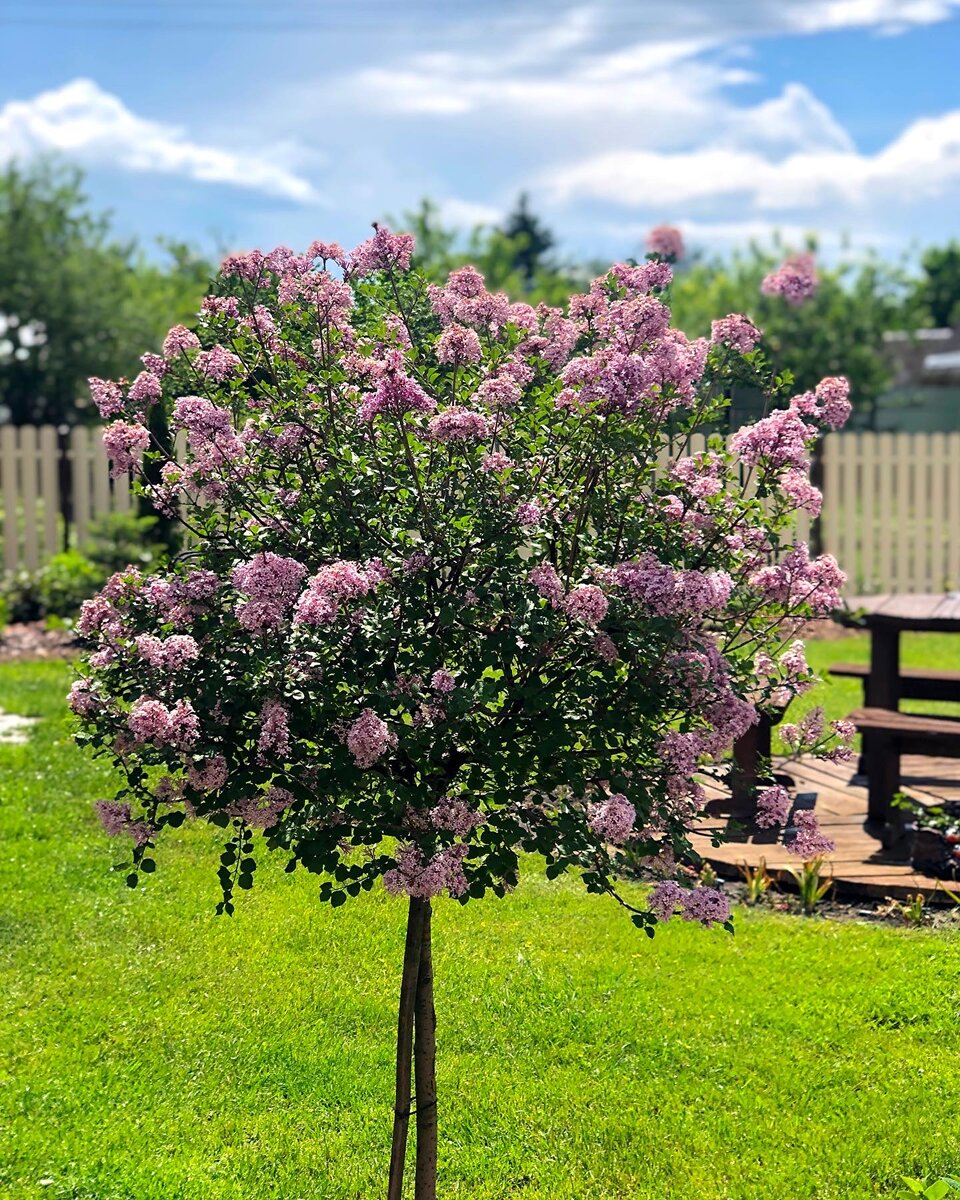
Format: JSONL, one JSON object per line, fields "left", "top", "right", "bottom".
{"left": 358, "top": 351, "right": 436, "bottom": 422}
{"left": 427, "top": 407, "right": 490, "bottom": 442}
{"left": 815, "top": 376, "right": 853, "bottom": 430}
{"left": 517, "top": 501, "right": 543, "bottom": 528}
{"left": 680, "top": 888, "right": 731, "bottom": 925}
{"left": 232, "top": 552, "right": 307, "bottom": 632}
{"left": 141, "top": 352, "right": 167, "bottom": 377}
{"left": 750, "top": 544, "right": 845, "bottom": 616}
{"left": 128, "top": 371, "right": 163, "bottom": 406}
{"left": 89, "top": 377, "right": 124, "bottom": 418}
{"left": 528, "top": 563, "right": 565, "bottom": 607}
{"left": 610, "top": 555, "right": 733, "bottom": 618}
{"left": 195, "top": 345, "right": 242, "bottom": 382}
{"left": 481, "top": 451, "right": 512, "bottom": 472}
{"left": 610, "top": 259, "right": 673, "bottom": 294}
{"left": 220, "top": 250, "right": 265, "bottom": 280}
{"left": 648, "top": 880, "right": 685, "bottom": 921}
{"left": 593, "top": 632, "right": 619, "bottom": 663}
{"left": 229, "top": 786, "right": 292, "bottom": 830}
{"left": 127, "top": 696, "right": 192, "bottom": 747}
{"left": 346, "top": 708, "right": 394, "bottom": 768}
{"left": 349, "top": 225, "right": 415, "bottom": 276}
{"left": 383, "top": 843, "right": 469, "bottom": 899}
{"left": 761, "top": 252, "right": 818, "bottom": 306}
{"left": 475, "top": 376, "right": 522, "bottom": 408}
{"left": 68, "top": 679, "right": 99, "bottom": 716}
{"left": 135, "top": 634, "right": 200, "bottom": 670}
{"left": 436, "top": 324, "right": 483, "bottom": 364}
{"left": 562, "top": 585, "right": 608, "bottom": 628}
{"left": 162, "top": 324, "right": 201, "bottom": 357}
{"left": 780, "top": 469, "right": 822, "bottom": 516}
{"left": 710, "top": 314, "right": 762, "bottom": 354}
{"left": 788, "top": 809, "right": 836, "bottom": 858}
{"left": 102, "top": 421, "right": 150, "bottom": 478}
{"left": 428, "top": 796, "right": 484, "bottom": 836}
{"left": 588, "top": 793, "right": 636, "bottom": 844}
{"left": 258, "top": 699, "right": 291, "bottom": 761}
{"left": 187, "top": 755, "right": 229, "bottom": 791}
{"left": 756, "top": 784, "right": 792, "bottom": 828}
{"left": 646, "top": 224, "right": 685, "bottom": 261}
{"left": 94, "top": 800, "right": 153, "bottom": 846}
{"left": 430, "top": 669, "right": 456, "bottom": 695}
{"left": 729, "top": 408, "right": 814, "bottom": 470}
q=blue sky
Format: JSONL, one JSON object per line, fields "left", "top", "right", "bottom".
{"left": 0, "top": 0, "right": 958, "bottom": 265}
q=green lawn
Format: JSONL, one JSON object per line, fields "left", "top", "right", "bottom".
{"left": 3, "top": 656, "right": 960, "bottom": 1199}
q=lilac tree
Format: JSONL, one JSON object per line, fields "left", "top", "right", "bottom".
{"left": 74, "top": 226, "right": 850, "bottom": 1198}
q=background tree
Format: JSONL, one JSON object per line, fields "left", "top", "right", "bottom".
{"left": 0, "top": 159, "right": 212, "bottom": 427}
{"left": 394, "top": 196, "right": 583, "bottom": 305}
{"left": 500, "top": 192, "right": 556, "bottom": 290}
{"left": 914, "top": 241, "right": 960, "bottom": 328}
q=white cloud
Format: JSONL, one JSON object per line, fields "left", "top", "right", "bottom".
{"left": 543, "top": 107, "right": 960, "bottom": 211}
{"left": 0, "top": 79, "right": 317, "bottom": 203}
{"left": 783, "top": 0, "right": 960, "bottom": 35}
{"left": 435, "top": 197, "right": 502, "bottom": 228}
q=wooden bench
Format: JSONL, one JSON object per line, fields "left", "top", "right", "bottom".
{"left": 849, "top": 707, "right": 960, "bottom": 843}
{"left": 830, "top": 662, "right": 960, "bottom": 703}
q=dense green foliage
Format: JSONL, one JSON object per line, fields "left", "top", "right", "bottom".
{"left": 914, "top": 241, "right": 960, "bottom": 328}
{"left": 0, "top": 159, "right": 212, "bottom": 426}
{"left": 2, "top": 658, "right": 960, "bottom": 1199}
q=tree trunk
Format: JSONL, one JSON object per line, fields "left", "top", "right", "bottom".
{"left": 414, "top": 899, "right": 438, "bottom": 1200}
{"left": 387, "top": 897, "right": 428, "bottom": 1200}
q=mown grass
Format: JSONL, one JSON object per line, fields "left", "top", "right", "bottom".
{"left": 2, "top": 655, "right": 960, "bottom": 1199}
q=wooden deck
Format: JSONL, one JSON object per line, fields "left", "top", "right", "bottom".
{"left": 690, "top": 754, "right": 960, "bottom": 902}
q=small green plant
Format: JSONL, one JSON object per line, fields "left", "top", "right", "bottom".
{"left": 82, "top": 511, "right": 168, "bottom": 574}
{"left": 34, "top": 550, "right": 104, "bottom": 618}
{"left": 699, "top": 861, "right": 719, "bottom": 888}
{"left": 0, "top": 591, "right": 7, "bottom": 634}
{"left": 902, "top": 1177, "right": 960, "bottom": 1197}
{"left": 879, "top": 893, "right": 929, "bottom": 925}
{"left": 786, "top": 856, "right": 833, "bottom": 915}
{"left": 738, "top": 857, "right": 773, "bottom": 905}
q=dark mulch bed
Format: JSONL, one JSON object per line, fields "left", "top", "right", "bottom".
{"left": 0, "top": 622, "right": 81, "bottom": 662}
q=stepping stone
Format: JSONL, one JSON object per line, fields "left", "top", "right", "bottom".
{"left": 0, "top": 709, "right": 39, "bottom": 744}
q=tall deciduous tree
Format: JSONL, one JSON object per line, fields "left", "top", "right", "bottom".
{"left": 0, "top": 159, "right": 211, "bottom": 426}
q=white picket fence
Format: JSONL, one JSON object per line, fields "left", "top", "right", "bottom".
{"left": 2, "top": 425, "right": 960, "bottom": 593}
{"left": 0, "top": 425, "right": 132, "bottom": 571}
{"left": 823, "top": 431, "right": 960, "bottom": 594}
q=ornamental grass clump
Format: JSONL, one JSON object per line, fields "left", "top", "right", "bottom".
{"left": 74, "top": 224, "right": 851, "bottom": 1198}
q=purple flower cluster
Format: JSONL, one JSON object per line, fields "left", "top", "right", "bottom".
{"left": 232, "top": 553, "right": 308, "bottom": 633}
{"left": 646, "top": 224, "right": 685, "bottom": 262}
{"left": 761, "top": 252, "right": 818, "bottom": 306}
{"left": 427, "top": 407, "right": 490, "bottom": 443}
{"left": 710, "top": 313, "right": 762, "bottom": 354}
{"left": 588, "top": 793, "right": 636, "bottom": 844}
{"left": 383, "top": 843, "right": 469, "bottom": 899}
{"left": 346, "top": 708, "right": 394, "bottom": 768}
{"left": 102, "top": 421, "right": 150, "bottom": 478}
{"left": 648, "top": 880, "right": 730, "bottom": 925}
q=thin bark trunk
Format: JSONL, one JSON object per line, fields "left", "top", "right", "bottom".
{"left": 414, "top": 899, "right": 438, "bottom": 1200}
{"left": 387, "top": 897, "right": 428, "bottom": 1200}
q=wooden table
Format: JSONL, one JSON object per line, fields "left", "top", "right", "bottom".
{"left": 839, "top": 594, "right": 960, "bottom": 822}
{"left": 841, "top": 594, "right": 960, "bottom": 711}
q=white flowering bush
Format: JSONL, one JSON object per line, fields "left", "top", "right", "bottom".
{"left": 74, "top": 225, "right": 851, "bottom": 1196}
